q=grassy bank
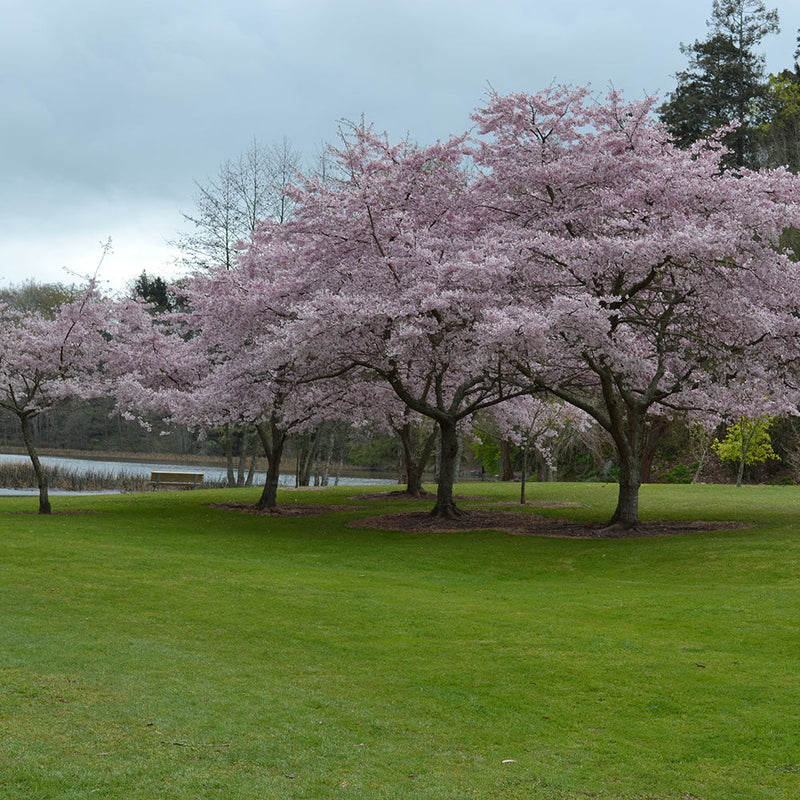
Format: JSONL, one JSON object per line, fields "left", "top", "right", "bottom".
{"left": 1, "top": 482, "right": 799, "bottom": 799}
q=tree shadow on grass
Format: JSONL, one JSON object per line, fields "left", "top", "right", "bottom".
{"left": 348, "top": 510, "right": 749, "bottom": 539}
{"left": 210, "top": 502, "right": 358, "bottom": 516}
{"left": 210, "top": 501, "right": 748, "bottom": 538}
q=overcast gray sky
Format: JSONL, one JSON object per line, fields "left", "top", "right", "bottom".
{"left": 1, "top": 0, "right": 797, "bottom": 292}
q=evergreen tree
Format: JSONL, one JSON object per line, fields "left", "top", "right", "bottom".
{"left": 131, "top": 272, "right": 185, "bottom": 313}
{"left": 659, "top": 0, "right": 780, "bottom": 168}
{"left": 758, "top": 33, "right": 800, "bottom": 171}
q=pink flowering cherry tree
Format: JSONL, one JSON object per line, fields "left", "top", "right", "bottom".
{"left": 112, "top": 225, "right": 353, "bottom": 511}
{"left": 487, "top": 395, "right": 592, "bottom": 503}
{"left": 472, "top": 87, "right": 800, "bottom": 527}
{"left": 280, "top": 124, "right": 531, "bottom": 517}
{"left": 0, "top": 283, "right": 110, "bottom": 513}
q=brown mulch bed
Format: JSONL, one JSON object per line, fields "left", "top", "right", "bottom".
{"left": 349, "top": 493, "right": 583, "bottom": 511}
{"left": 348, "top": 509, "right": 748, "bottom": 539}
{"left": 349, "top": 491, "right": 491, "bottom": 502}
{"left": 212, "top": 501, "right": 746, "bottom": 538}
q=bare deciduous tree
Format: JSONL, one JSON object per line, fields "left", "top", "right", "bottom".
{"left": 175, "top": 137, "right": 303, "bottom": 272}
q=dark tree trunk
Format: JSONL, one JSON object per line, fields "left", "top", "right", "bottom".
{"left": 395, "top": 422, "right": 437, "bottom": 497}
{"left": 245, "top": 452, "right": 257, "bottom": 487}
{"left": 500, "top": 438, "right": 514, "bottom": 481}
{"left": 430, "top": 418, "right": 462, "bottom": 518}
{"left": 224, "top": 424, "right": 254, "bottom": 487}
{"left": 236, "top": 428, "right": 249, "bottom": 487}
{"left": 20, "top": 413, "right": 51, "bottom": 515}
{"left": 404, "top": 461, "right": 426, "bottom": 497}
{"left": 536, "top": 452, "right": 555, "bottom": 482}
{"left": 609, "top": 454, "right": 641, "bottom": 528}
{"left": 607, "top": 407, "right": 646, "bottom": 528}
{"left": 640, "top": 417, "right": 670, "bottom": 484}
{"left": 256, "top": 422, "right": 286, "bottom": 511}
{"left": 603, "top": 390, "right": 646, "bottom": 529}
{"left": 296, "top": 430, "right": 318, "bottom": 487}
{"left": 224, "top": 423, "right": 236, "bottom": 487}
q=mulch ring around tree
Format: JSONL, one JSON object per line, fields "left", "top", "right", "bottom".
{"left": 348, "top": 509, "right": 749, "bottom": 539}
{"left": 211, "top": 501, "right": 748, "bottom": 538}
{"left": 348, "top": 491, "right": 485, "bottom": 502}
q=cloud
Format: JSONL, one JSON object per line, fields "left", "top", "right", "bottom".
{"left": 1, "top": 0, "right": 796, "bottom": 290}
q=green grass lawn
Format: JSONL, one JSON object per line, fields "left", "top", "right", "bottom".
{"left": 1, "top": 481, "right": 800, "bottom": 799}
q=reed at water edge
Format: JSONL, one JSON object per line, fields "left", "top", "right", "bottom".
{"left": 0, "top": 461, "right": 228, "bottom": 492}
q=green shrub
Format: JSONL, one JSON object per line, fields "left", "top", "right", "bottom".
{"left": 659, "top": 463, "right": 696, "bottom": 484}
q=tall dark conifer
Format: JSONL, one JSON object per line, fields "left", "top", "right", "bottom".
{"left": 659, "top": 0, "right": 780, "bottom": 169}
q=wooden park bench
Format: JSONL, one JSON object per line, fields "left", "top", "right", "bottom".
{"left": 149, "top": 471, "right": 204, "bottom": 491}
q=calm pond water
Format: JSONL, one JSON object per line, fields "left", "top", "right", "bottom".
{"left": 0, "top": 453, "right": 395, "bottom": 495}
